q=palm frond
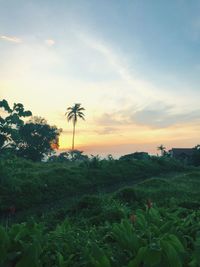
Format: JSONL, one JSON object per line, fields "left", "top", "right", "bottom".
{"left": 77, "top": 107, "right": 85, "bottom": 111}
{"left": 66, "top": 111, "right": 74, "bottom": 117}
{"left": 67, "top": 115, "right": 74, "bottom": 122}
{"left": 77, "top": 112, "right": 85, "bottom": 116}
{"left": 65, "top": 103, "right": 85, "bottom": 122}
{"left": 78, "top": 114, "right": 85, "bottom": 120}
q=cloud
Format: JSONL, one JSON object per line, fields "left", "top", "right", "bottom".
{"left": 76, "top": 31, "right": 174, "bottom": 104}
{"left": 132, "top": 104, "right": 200, "bottom": 128}
{"left": 0, "top": 35, "right": 22, "bottom": 43}
{"left": 96, "top": 103, "right": 200, "bottom": 129}
{"left": 62, "top": 127, "right": 119, "bottom": 136}
{"left": 77, "top": 32, "right": 151, "bottom": 98}
{"left": 95, "top": 127, "right": 119, "bottom": 135}
{"left": 45, "top": 39, "right": 55, "bottom": 46}
{"left": 96, "top": 112, "right": 127, "bottom": 126}
{"left": 62, "top": 128, "right": 94, "bottom": 135}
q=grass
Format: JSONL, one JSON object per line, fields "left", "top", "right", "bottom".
{"left": 1, "top": 157, "right": 200, "bottom": 266}
{"left": 133, "top": 171, "right": 200, "bottom": 207}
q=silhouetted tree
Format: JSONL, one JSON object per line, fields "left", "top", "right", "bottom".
{"left": 0, "top": 99, "right": 32, "bottom": 152}
{"left": 48, "top": 152, "right": 70, "bottom": 162}
{"left": 68, "top": 150, "right": 88, "bottom": 161}
{"left": 65, "top": 103, "right": 85, "bottom": 150}
{"left": 89, "top": 155, "right": 102, "bottom": 168}
{"left": 119, "top": 152, "right": 150, "bottom": 161}
{"left": 191, "top": 145, "right": 200, "bottom": 166}
{"left": 107, "top": 154, "right": 114, "bottom": 161}
{"left": 157, "top": 144, "right": 166, "bottom": 156}
{"left": 16, "top": 117, "right": 62, "bottom": 161}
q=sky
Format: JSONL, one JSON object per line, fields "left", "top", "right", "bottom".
{"left": 0, "top": 0, "right": 200, "bottom": 157}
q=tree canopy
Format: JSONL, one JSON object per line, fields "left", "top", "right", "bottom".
{"left": 0, "top": 100, "right": 62, "bottom": 161}
{"left": 16, "top": 117, "right": 62, "bottom": 161}
{"left": 0, "top": 99, "right": 32, "bottom": 151}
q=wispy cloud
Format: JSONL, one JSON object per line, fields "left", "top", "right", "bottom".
{"left": 45, "top": 39, "right": 55, "bottom": 46}
{"left": 95, "top": 126, "right": 119, "bottom": 135}
{"left": 0, "top": 35, "right": 22, "bottom": 43}
{"left": 96, "top": 112, "right": 127, "bottom": 126}
{"left": 96, "top": 103, "right": 200, "bottom": 129}
{"left": 77, "top": 32, "right": 161, "bottom": 100}
{"left": 132, "top": 105, "right": 200, "bottom": 128}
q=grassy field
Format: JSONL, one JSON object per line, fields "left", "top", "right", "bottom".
{"left": 134, "top": 171, "right": 200, "bottom": 207}
{"left": 1, "top": 157, "right": 200, "bottom": 267}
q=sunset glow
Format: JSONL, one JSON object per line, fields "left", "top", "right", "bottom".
{"left": 1, "top": 1, "right": 200, "bottom": 156}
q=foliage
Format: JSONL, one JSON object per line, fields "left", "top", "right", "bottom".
{"left": 0, "top": 155, "right": 186, "bottom": 214}
{"left": 191, "top": 145, "right": 200, "bottom": 166}
{"left": 113, "top": 187, "right": 139, "bottom": 205}
{"left": 49, "top": 150, "right": 89, "bottom": 162}
{"left": 16, "top": 116, "right": 62, "bottom": 161}
{"left": 112, "top": 207, "right": 187, "bottom": 267}
{"left": 0, "top": 221, "right": 44, "bottom": 267}
{"left": 157, "top": 144, "right": 166, "bottom": 156}
{"left": 1, "top": 205, "right": 200, "bottom": 266}
{"left": 119, "top": 152, "right": 150, "bottom": 161}
{"left": 0, "top": 99, "right": 32, "bottom": 151}
{"left": 65, "top": 103, "right": 85, "bottom": 150}
{"left": 0, "top": 155, "right": 200, "bottom": 266}
{"left": 0, "top": 100, "right": 61, "bottom": 161}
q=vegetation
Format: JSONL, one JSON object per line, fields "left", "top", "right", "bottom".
{"left": 0, "top": 99, "right": 32, "bottom": 151}
{"left": 0, "top": 156, "right": 200, "bottom": 266}
{"left": 0, "top": 100, "right": 61, "bottom": 161}
{"left": 157, "top": 144, "right": 166, "bottom": 157}
{"left": 1, "top": 99, "right": 200, "bottom": 266}
{"left": 65, "top": 103, "right": 85, "bottom": 150}
{"left": 0, "top": 155, "right": 185, "bottom": 215}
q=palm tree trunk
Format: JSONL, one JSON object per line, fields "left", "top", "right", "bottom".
{"left": 72, "top": 120, "right": 76, "bottom": 150}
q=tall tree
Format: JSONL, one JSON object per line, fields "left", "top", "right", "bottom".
{"left": 65, "top": 103, "right": 85, "bottom": 150}
{"left": 157, "top": 144, "right": 166, "bottom": 156}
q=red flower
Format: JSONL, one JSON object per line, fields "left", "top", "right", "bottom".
{"left": 147, "top": 199, "right": 152, "bottom": 209}
{"left": 130, "top": 214, "right": 137, "bottom": 224}
{"left": 9, "top": 206, "right": 16, "bottom": 215}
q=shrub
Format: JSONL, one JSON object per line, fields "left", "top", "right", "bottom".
{"left": 113, "top": 187, "right": 139, "bottom": 204}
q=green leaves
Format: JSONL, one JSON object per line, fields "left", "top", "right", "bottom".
{"left": 0, "top": 99, "right": 32, "bottom": 151}
{"left": 144, "top": 247, "right": 162, "bottom": 266}
{"left": 128, "top": 246, "right": 162, "bottom": 267}
{"left": 15, "top": 242, "right": 42, "bottom": 267}
{"left": 161, "top": 240, "right": 182, "bottom": 267}
{"left": 165, "top": 234, "right": 185, "bottom": 253}
{"left": 128, "top": 247, "right": 147, "bottom": 267}
{"left": 189, "top": 232, "right": 200, "bottom": 267}
{"left": 90, "top": 243, "right": 111, "bottom": 267}
{"left": 0, "top": 226, "right": 9, "bottom": 264}
{"left": 0, "top": 99, "right": 12, "bottom": 113}
{"left": 0, "top": 222, "right": 44, "bottom": 267}
{"left": 112, "top": 219, "right": 140, "bottom": 253}
{"left": 112, "top": 207, "right": 187, "bottom": 267}
{"left": 57, "top": 253, "right": 74, "bottom": 267}
{"left": 0, "top": 205, "right": 199, "bottom": 267}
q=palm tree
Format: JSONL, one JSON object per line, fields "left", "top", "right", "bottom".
{"left": 65, "top": 103, "right": 85, "bottom": 150}
{"left": 157, "top": 144, "right": 166, "bottom": 156}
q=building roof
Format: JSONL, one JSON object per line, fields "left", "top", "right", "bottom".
{"left": 169, "top": 148, "right": 194, "bottom": 157}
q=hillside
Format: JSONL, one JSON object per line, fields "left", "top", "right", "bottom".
{"left": 1, "top": 156, "right": 200, "bottom": 266}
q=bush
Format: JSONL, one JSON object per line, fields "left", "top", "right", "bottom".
{"left": 0, "top": 155, "right": 186, "bottom": 216}
{"left": 113, "top": 187, "right": 139, "bottom": 204}
{"left": 69, "top": 195, "right": 102, "bottom": 217}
